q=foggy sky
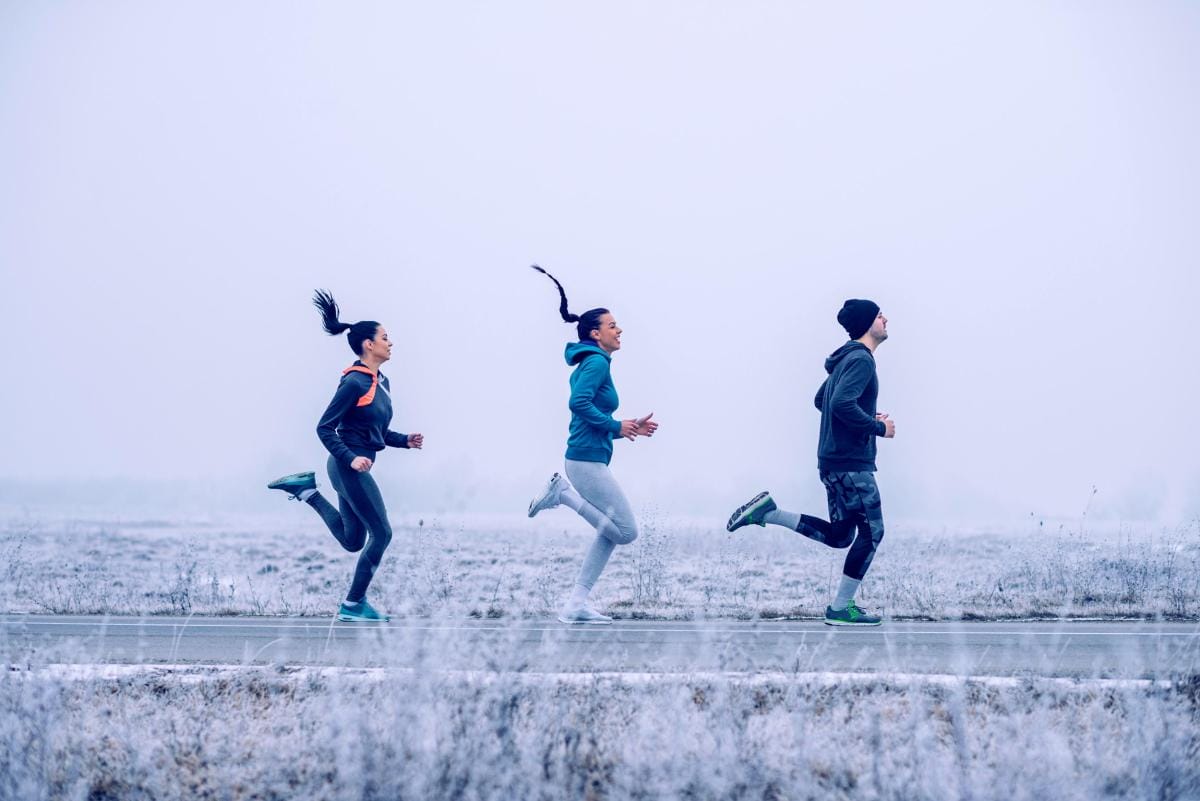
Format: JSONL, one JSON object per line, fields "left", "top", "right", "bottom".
{"left": 1, "top": 2, "right": 1197, "bottom": 525}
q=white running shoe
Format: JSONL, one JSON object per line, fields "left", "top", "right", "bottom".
{"left": 557, "top": 606, "right": 613, "bottom": 625}
{"left": 528, "top": 472, "right": 568, "bottom": 518}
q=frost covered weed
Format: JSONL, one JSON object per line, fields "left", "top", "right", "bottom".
{"left": 626, "top": 509, "right": 670, "bottom": 608}
{"left": 1, "top": 516, "right": 1198, "bottom": 620}
{"left": 1, "top": 656, "right": 1197, "bottom": 801}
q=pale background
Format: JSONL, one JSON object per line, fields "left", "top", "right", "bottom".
{"left": 1, "top": 2, "right": 1196, "bottom": 525}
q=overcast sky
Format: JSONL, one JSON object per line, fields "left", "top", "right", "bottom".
{"left": 1, "top": 2, "right": 1196, "bottom": 525}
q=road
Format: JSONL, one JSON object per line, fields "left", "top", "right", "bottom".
{"left": 3, "top": 615, "right": 1198, "bottom": 678}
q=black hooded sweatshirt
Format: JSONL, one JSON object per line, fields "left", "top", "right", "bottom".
{"left": 813, "top": 341, "right": 886, "bottom": 472}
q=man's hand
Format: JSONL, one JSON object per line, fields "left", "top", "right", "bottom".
{"left": 619, "top": 420, "right": 639, "bottom": 441}
{"left": 633, "top": 412, "right": 659, "bottom": 437}
{"left": 407, "top": 433, "right": 424, "bottom": 450}
{"left": 877, "top": 413, "right": 896, "bottom": 439}
{"left": 350, "top": 456, "right": 373, "bottom": 472}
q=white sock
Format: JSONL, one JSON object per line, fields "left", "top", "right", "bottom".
{"left": 567, "top": 583, "right": 590, "bottom": 609}
{"left": 343, "top": 599, "right": 361, "bottom": 608}
{"left": 298, "top": 488, "right": 318, "bottom": 502}
{"left": 831, "top": 576, "right": 861, "bottom": 612}
{"left": 763, "top": 509, "right": 801, "bottom": 530}
{"left": 558, "top": 484, "right": 586, "bottom": 513}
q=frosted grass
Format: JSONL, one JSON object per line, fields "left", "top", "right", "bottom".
{"left": 2, "top": 656, "right": 1197, "bottom": 800}
{"left": 2, "top": 512, "right": 1197, "bottom": 620}
{"left": 3, "top": 598, "right": 1197, "bottom": 798}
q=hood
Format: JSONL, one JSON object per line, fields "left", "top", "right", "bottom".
{"left": 824, "top": 341, "right": 872, "bottom": 374}
{"left": 565, "top": 341, "right": 611, "bottom": 366}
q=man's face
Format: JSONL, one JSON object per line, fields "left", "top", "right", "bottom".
{"left": 870, "top": 311, "right": 888, "bottom": 342}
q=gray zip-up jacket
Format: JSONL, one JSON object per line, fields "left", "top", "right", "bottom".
{"left": 813, "top": 341, "right": 886, "bottom": 472}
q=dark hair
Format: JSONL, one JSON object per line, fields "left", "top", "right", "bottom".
{"left": 530, "top": 265, "right": 609, "bottom": 342}
{"left": 312, "top": 289, "right": 380, "bottom": 357}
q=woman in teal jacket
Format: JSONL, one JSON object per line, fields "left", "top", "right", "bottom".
{"left": 527, "top": 266, "right": 659, "bottom": 624}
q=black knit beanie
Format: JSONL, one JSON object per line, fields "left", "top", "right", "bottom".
{"left": 837, "top": 299, "right": 880, "bottom": 339}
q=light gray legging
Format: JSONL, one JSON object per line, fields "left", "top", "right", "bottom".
{"left": 565, "top": 459, "right": 638, "bottom": 591}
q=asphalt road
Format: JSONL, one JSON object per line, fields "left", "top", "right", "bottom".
{"left": 3, "top": 615, "right": 1198, "bottom": 678}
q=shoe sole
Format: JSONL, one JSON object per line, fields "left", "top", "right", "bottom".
{"left": 336, "top": 614, "right": 389, "bottom": 622}
{"left": 726, "top": 491, "right": 771, "bottom": 532}
{"left": 268, "top": 472, "right": 316, "bottom": 489}
{"left": 823, "top": 619, "right": 883, "bottom": 627}
{"left": 556, "top": 615, "right": 612, "bottom": 625}
{"left": 528, "top": 475, "right": 562, "bottom": 518}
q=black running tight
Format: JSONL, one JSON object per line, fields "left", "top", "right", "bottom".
{"left": 305, "top": 454, "right": 393, "bottom": 602}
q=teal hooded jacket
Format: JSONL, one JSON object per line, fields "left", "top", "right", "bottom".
{"left": 564, "top": 341, "right": 622, "bottom": 464}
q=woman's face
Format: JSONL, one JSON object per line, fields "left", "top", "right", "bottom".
{"left": 590, "top": 313, "right": 622, "bottom": 353}
{"left": 362, "top": 326, "right": 393, "bottom": 363}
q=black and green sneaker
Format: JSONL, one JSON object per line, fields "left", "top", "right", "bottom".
{"left": 337, "top": 599, "right": 389, "bottom": 622}
{"left": 726, "top": 491, "right": 777, "bottom": 532}
{"left": 267, "top": 471, "right": 317, "bottom": 500}
{"left": 824, "top": 600, "right": 882, "bottom": 626}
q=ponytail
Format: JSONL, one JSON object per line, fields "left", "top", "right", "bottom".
{"left": 312, "top": 289, "right": 351, "bottom": 335}
{"left": 312, "top": 289, "right": 380, "bottom": 356}
{"left": 529, "top": 265, "right": 608, "bottom": 342}
{"left": 530, "top": 265, "right": 579, "bottom": 323}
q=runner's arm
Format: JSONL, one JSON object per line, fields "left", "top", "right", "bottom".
{"left": 316, "top": 376, "right": 366, "bottom": 466}
{"left": 829, "top": 359, "right": 887, "bottom": 436}
{"left": 569, "top": 357, "right": 622, "bottom": 436}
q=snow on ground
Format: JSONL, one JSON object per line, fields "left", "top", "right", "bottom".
{"left": 2, "top": 655, "right": 1197, "bottom": 800}
{"left": 3, "top": 510, "right": 1198, "bottom": 798}
{"left": 1, "top": 509, "right": 1197, "bottom": 620}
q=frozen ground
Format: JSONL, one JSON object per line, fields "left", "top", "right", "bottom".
{"left": 1, "top": 510, "right": 1197, "bottom": 621}
{"left": 2, "top": 659, "right": 1197, "bottom": 800}
{"left": 3, "top": 511, "right": 1198, "bottom": 799}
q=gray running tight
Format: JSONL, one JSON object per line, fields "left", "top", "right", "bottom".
{"left": 564, "top": 459, "right": 638, "bottom": 590}
{"left": 305, "top": 454, "right": 394, "bottom": 602}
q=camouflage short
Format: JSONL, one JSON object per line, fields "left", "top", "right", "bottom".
{"left": 820, "top": 471, "right": 885, "bottom": 580}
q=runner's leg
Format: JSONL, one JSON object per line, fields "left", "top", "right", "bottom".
{"left": 564, "top": 460, "right": 637, "bottom": 602}
{"left": 327, "top": 458, "right": 394, "bottom": 603}
{"left": 302, "top": 455, "right": 368, "bottom": 552}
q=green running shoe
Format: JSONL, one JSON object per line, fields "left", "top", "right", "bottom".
{"left": 267, "top": 471, "right": 317, "bottom": 500}
{"left": 337, "top": 599, "right": 389, "bottom": 622}
{"left": 824, "top": 600, "right": 882, "bottom": 627}
{"left": 726, "top": 491, "right": 777, "bottom": 532}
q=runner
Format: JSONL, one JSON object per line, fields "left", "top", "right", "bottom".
{"left": 267, "top": 289, "right": 423, "bottom": 622}
{"left": 727, "top": 299, "right": 894, "bottom": 626}
{"left": 526, "top": 265, "right": 659, "bottom": 624}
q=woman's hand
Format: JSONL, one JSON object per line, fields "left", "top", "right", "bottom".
{"left": 619, "top": 420, "right": 639, "bottom": 441}
{"left": 350, "top": 456, "right": 373, "bottom": 472}
{"left": 633, "top": 412, "right": 658, "bottom": 437}
{"left": 407, "top": 433, "right": 424, "bottom": 450}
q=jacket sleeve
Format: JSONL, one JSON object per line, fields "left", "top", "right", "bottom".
{"left": 569, "top": 356, "right": 622, "bottom": 436}
{"left": 814, "top": 379, "right": 828, "bottom": 412}
{"left": 316, "top": 376, "right": 364, "bottom": 466}
{"left": 829, "top": 357, "right": 886, "bottom": 436}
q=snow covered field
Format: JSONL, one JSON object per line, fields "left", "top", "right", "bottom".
{"left": 3, "top": 512, "right": 1198, "bottom": 798}
{"left": 2, "top": 659, "right": 1197, "bottom": 800}
{"left": 1, "top": 510, "right": 1197, "bottom": 621}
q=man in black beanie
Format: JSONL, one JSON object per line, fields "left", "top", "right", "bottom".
{"left": 726, "top": 299, "right": 894, "bottom": 626}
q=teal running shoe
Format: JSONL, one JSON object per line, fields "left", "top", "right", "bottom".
{"left": 726, "top": 491, "right": 777, "bottom": 532}
{"left": 337, "top": 599, "right": 389, "bottom": 622}
{"left": 824, "top": 600, "right": 882, "bottom": 627}
{"left": 267, "top": 471, "right": 316, "bottom": 500}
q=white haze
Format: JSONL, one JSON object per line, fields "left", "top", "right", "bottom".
{"left": 1, "top": 2, "right": 1197, "bottom": 526}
